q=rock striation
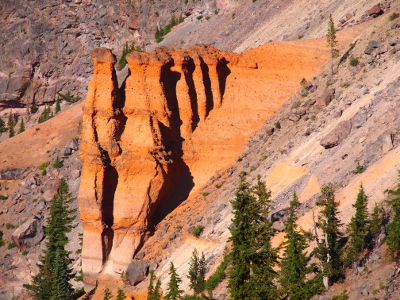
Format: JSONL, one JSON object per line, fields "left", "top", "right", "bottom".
{"left": 79, "top": 41, "right": 329, "bottom": 281}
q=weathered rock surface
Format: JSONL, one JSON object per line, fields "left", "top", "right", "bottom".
{"left": 320, "top": 120, "right": 352, "bottom": 149}
{"left": 126, "top": 261, "right": 150, "bottom": 285}
{"left": 11, "top": 216, "right": 44, "bottom": 251}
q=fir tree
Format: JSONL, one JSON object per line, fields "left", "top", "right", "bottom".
{"left": 279, "top": 192, "right": 322, "bottom": 299}
{"left": 228, "top": 174, "right": 278, "bottom": 300}
{"left": 154, "top": 279, "right": 162, "bottom": 300}
{"left": 55, "top": 98, "right": 61, "bottom": 114}
{"left": 147, "top": 270, "right": 161, "bottom": 300}
{"left": 0, "top": 118, "right": 7, "bottom": 134}
{"left": 314, "top": 183, "right": 343, "bottom": 288}
{"left": 103, "top": 288, "right": 112, "bottom": 300}
{"left": 24, "top": 179, "right": 77, "bottom": 300}
{"left": 188, "top": 248, "right": 206, "bottom": 294}
{"left": 116, "top": 288, "right": 127, "bottom": 300}
{"left": 370, "top": 202, "right": 383, "bottom": 240}
{"left": 386, "top": 171, "right": 400, "bottom": 258}
{"left": 344, "top": 184, "right": 369, "bottom": 267}
{"left": 18, "top": 117, "right": 25, "bottom": 134}
{"left": 166, "top": 262, "right": 183, "bottom": 300}
{"left": 7, "top": 112, "right": 15, "bottom": 138}
{"left": 326, "top": 14, "right": 338, "bottom": 76}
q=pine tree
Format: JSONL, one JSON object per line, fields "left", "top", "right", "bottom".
{"left": 154, "top": 279, "right": 162, "bottom": 300}
{"left": 7, "top": 112, "right": 15, "bottom": 138}
{"left": 188, "top": 248, "right": 206, "bottom": 294}
{"left": 116, "top": 288, "right": 127, "bottom": 300}
{"left": 0, "top": 118, "right": 7, "bottom": 134}
{"left": 166, "top": 262, "right": 183, "bottom": 300}
{"left": 18, "top": 117, "right": 25, "bottom": 134}
{"left": 314, "top": 183, "right": 343, "bottom": 288}
{"left": 386, "top": 171, "right": 400, "bottom": 258}
{"left": 279, "top": 192, "right": 322, "bottom": 299}
{"left": 24, "top": 178, "right": 77, "bottom": 300}
{"left": 147, "top": 270, "right": 155, "bottom": 300}
{"left": 370, "top": 202, "right": 383, "bottom": 240}
{"left": 103, "top": 288, "right": 112, "bottom": 300}
{"left": 326, "top": 14, "right": 338, "bottom": 76}
{"left": 344, "top": 184, "right": 369, "bottom": 267}
{"left": 55, "top": 99, "right": 61, "bottom": 114}
{"left": 228, "top": 174, "right": 278, "bottom": 300}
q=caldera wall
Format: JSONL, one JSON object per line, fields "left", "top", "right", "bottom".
{"left": 78, "top": 41, "right": 329, "bottom": 280}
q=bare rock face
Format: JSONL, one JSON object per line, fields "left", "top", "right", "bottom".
{"left": 79, "top": 41, "right": 329, "bottom": 281}
{"left": 320, "top": 120, "right": 352, "bottom": 149}
{"left": 11, "top": 216, "right": 44, "bottom": 251}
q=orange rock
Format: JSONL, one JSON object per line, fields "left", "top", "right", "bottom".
{"left": 78, "top": 41, "right": 330, "bottom": 281}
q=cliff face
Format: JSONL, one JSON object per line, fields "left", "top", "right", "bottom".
{"left": 79, "top": 40, "right": 329, "bottom": 279}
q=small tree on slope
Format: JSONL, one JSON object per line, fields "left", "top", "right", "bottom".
{"left": 279, "top": 192, "right": 323, "bottom": 299}
{"left": 344, "top": 184, "right": 369, "bottom": 267}
{"left": 188, "top": 248, "right": 206, "bottom": 294}
{"left": 326, "top": 14, "right": 338, "bottom": 76}
{"left": 386, "top": 171, "right": 400, "bottom": 258}
{"left": 166, "top": 262, "right": 183, "bottom": 300}
{"left": 228, "top": 173, "right": 278, "bottom": 300}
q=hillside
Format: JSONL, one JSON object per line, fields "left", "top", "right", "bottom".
{"left": 1, "top": 0, "right": 400, "bottom": 299}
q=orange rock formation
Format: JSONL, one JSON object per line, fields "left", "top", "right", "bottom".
{"left": 78, "top": 41, "right": 329, "bottom": 280}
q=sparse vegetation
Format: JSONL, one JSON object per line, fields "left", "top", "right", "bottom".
{"left": 326, "top": 14, "right": 338, "bottom": 75}
{"left": 8, "top": 112, "right": 16, "bottom": 138}
{"left": 52, "top": 156, "right": 63, "bottom": 169}
{"left": 38, "top": 106, "right": 53, "bottom": 124}
{"left": 349, "top": 55, "right": 359, "bottom": 67}
{"left": 8, "top": 242, "right": 16, "bottom": 249}
{"left": 38, "top": 161, "right": 50, "bottom": 175}
{"left": 155, "top": 15, "right": 185, "bottom": 43}
{"left": 196, "top": 15, "right": 203, "bottom": 20}
{"left": 57, "top": 91, "right": 81, "bottom": 103}
{"left": 117, "top": 41, "right": 144, "bottom": 71}
{"left": 0, "top": 230, "right": 4, "bottom": 247}
{"left": 0, "top": 194, "right": 8, "bottom": 200}
{"left": 6, "top": 223, "right": 16, "bottom": 229}
{"left": 275, "top": 121, "right": 281, "bottom": 129}
{"left": 192, "top": 225, "right": 204, "bottom": 238}
{"left": 389, "top": 12, "right": 399, "bottom": 21}
{"left": 355, "top": 162, "right": 365, "bottom": 174}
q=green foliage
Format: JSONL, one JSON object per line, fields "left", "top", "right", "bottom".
{"left": 0, "top": 194, "right": 8, "bottom": 200}
{"left": 155, "top": 15, "right": 185, "bottom": 43}
{"left": 355, "top": 162, "right": 365, "bottom": 174}
{"left": 188, "top": 248, "right": 206, "bottom": 294}
{"left": 0, "top": 230, "right": 4, "bottom": 247}
{"left": 23, "top": 250, "right": 29, "bottom": 255}
{"left": 0, "top": 117, "right": 7, "bottom": 133}
{"left": 8, "top": 242, "right": 16, "bottom": 249}
{"left": 18, "top": 117, "right": 25, "bottom": 134}
{"left": 6, "top": 223, "right": 16, "bottom": 229}
{"left": 279, "top": 192, "right": 323, "bottom": 299}
{"left": 103, "top": 288, "right": 112, "bottom": 300}
{"left": 182, "top": 295, "right": 200, "bottom": 300}
{"left": 117, "top": 42, "right": 143, "bottom": 71}
{"left": 38, "top": 106, "right": 53, "bottom": 124}
{"left": 344, "top": 185, "right": 369, "bottom": 267}
{"left": 300, "top": 78, "right": 307, "bottom": 85}
{"left": 38, "top": 162, "right": 50, "bottom": 176}
{"left": 116, "top": 288, "right": 127, "bottom": 300}
{"left": 389, "top": 12, "right": 399, "bottom": 21}
{"left": 196, "top": 15, "right": 203, "bottom": 20}
{"left": 53, "top": 156, "right": 63, "bottom": 169}
{"left": 348, "top": 55, "right": 359, "bottom": 67}
{"left": 165, "top": 262, "right": 183, "bottom": 300}
{"left": 147, "top": 270, "right": 161, "bottom": 300}
{"left": 8, "top": 112, "right": 15, "bottom": 138}
{"left": 314, "top": 183, "right": 343, "bottom": 285}
{"left": 204, "top": 255, "right": 228, "bottom": 291}
{"left": 386, "top": 171, "right": 400, "bottom": 258}
{"left": 275, "top": 121, "right": 281, "bottom": 129}
{"left": 57, "top": 91, "right": 81, "bottom": 103}
{"left": 330, "top": 289, "right": 348, "bottom": 300}
{"left": 370, "top": 202, "right": 384, "bottom": 239}
{"left": 192, "top": 225, "right": 204, "bottom": 238}
{"left": 24, "top": 178, "right": 78, "bottom": 300}
{"left": 55, "top": 99, "right": 61, "bottom": 114}
{"left": 228, "top": 174, "right": 278, "bottom": 300}
{"left": 326, "top": 14, "right": 338, "bottom": 75}
{"left": 31, "top": 103, "right": 39, "bottom": 114}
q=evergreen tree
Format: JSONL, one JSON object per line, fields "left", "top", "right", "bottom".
{"left": 166, "top": 262, "right": 183, "bottom": 300}
{"left": 228, "top": 174, "right": 278, "bottom": 300}
{"left": 147, "top": 270, "right": 155, "bottom": 300}
{"left": 326, "top": 14, "right": 338, "bottom": 76}
{"left": 344, "top": 184, "right": 369, "bottom": 267}
{"left": 386, "top": 171, "right": 400, "bottom": 258}
{"left": 24, "top": 179, "right": 77, "bottom": 300}
{"left": 370, "top": 202, "right": 383, "bottom": 240}
{"left": 154, "top": 279, "right": 162, "bottom": 300}
{"left": 314, "top": 183, "right": 343, "bottom": 288}
{"left": 279, "top": 192, "right": 322, "bottom": 299}
{"left": 103, "top": 288, "right": 112, "bottom": 300}
{"left": 0, "top": 118, "right": 7, "bottom": 134}
{"left": 55, "top": 98, "right": 61, "bottom": 114}
{"left": 188, "top": 248, "right": 206, "bottom": 294}
{"left": 116, "top": 288, "right": 127, "bottom": 300}
{"left": 18, "top": 117, "right": 25, "bottom": 134}
{"left": 7, "top": 112, "right": 15, "bottom": 138}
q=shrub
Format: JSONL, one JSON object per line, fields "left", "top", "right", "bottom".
{"left": 30, "top": 103, "right": 39, "bottom": 114}
{"left": 38, "top": 106, "right": 53, "bottom": 124}
{"left": 117, "top": 41, "right": 144, "bottom": 71}
{"left": 0, "top": 230, "right": 4, "bottom": 247}
{"left": 192, "top": 225, "right": 204, "bottom": 237}
{"left": 22, "top": 250, "right": 29, "bottom": 256}
{"left": 349, "top": 55, "right": 359, "bottom": 67}
{"left": 275, "top": 121, "right": 281, "bottom": 129}
{"left": 38, "top": 161, "right": 49, "bottom": 176}
{"left": 204, "top": 256, "right": 228, "bottom": 291}
{"left": 8, "top": 242, "right": 16, "bottom": 249}
{"left": 389, "top": 12, "right": 399, "bottom": 21}
{"left": 300, "top": 78, "right": 307, "bottom": 85}
{"left": 52, "top": 156, "right": 63, "bottom": 168}
{"left": 155, "top": 14, "right": 185, "bottom": 43}
{"left": 197, "top": 15, "right": 203, "bottom": 20}
{"left": 355, "top": 162, "right": 365, "bottom": 174}
{"left": 6, "top": 223, "right": 16, "bottom": 230}
{"left": 57, "top": 91, "right": 81, "bottom": 103}
{"left": 0, "top": 194, "right": 8, "bottom": 200}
